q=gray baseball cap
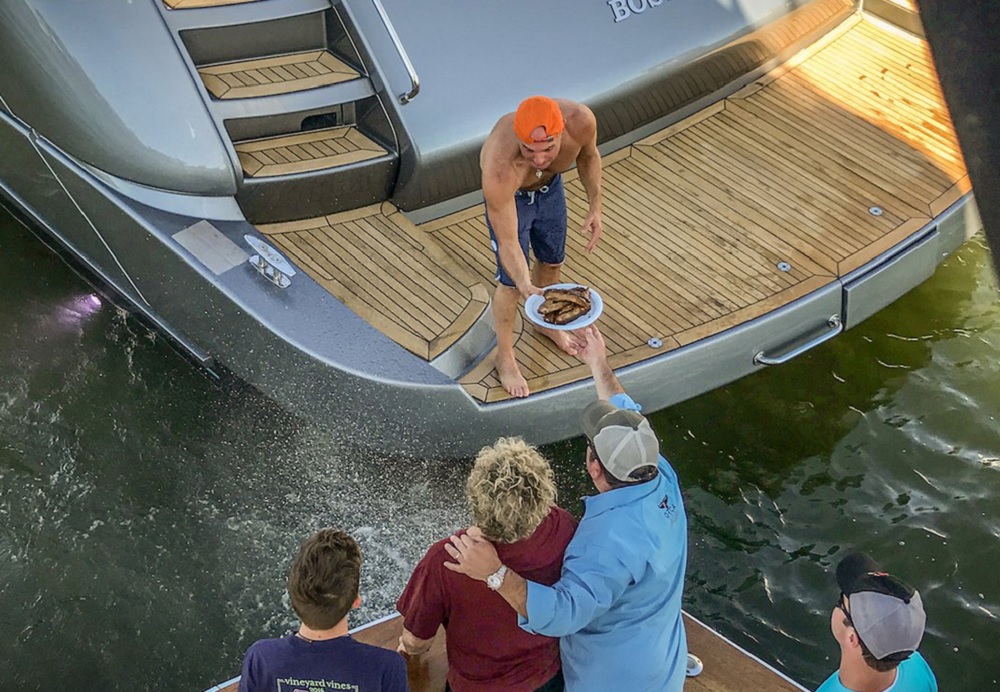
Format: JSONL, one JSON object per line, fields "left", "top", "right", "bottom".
{"left": 580, "top": 400, "right": 659, "bottom": 481}
{"left": 836, "top": 552, "right": 926, "bottom": 660}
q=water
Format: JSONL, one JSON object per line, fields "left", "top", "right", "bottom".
{"left": 1, "top": 207, "right": 998, "bottom": 691}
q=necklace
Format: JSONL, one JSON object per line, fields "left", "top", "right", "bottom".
{"left": 535, "top": 169, "right": 543, "bottom": 179}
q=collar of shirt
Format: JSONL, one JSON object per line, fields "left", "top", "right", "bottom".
{"left": 580, "top": 458, "right": 666, "bottom": 519}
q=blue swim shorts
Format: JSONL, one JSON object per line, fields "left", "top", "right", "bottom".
{"left": 485, "top": 173, "right": 567, "bottom": 287}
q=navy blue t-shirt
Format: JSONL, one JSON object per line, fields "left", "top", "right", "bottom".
{"left": 237, "top": 633, "right": 409, "bottom": 692}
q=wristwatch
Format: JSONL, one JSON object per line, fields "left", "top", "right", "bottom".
{"left": 486, "top": 564, "right": 508, "bottom": 591}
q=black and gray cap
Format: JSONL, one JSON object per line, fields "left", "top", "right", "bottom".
{"left": 837, "top": 551, "right": 926, "bottom": 661}
{"left": 580, "top": 400, "right": 659, "bottom": 481}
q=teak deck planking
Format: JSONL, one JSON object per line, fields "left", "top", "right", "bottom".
{"left": 199, "top": 51, "right": 359, "bottom": 100}
{"left": 235, "top": 126, "right": 387, "bottom": 179}
{"left": 256, "top": 15, "right": 966, "bottom": 404}
{"left": 162, "top": 0, "right": 255, "bottom": 8}
{"left": 210, "top": 612, "right": 806, "bottom": 692}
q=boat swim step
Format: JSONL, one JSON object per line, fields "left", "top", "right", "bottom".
{"left": 162, "top": 0, "right": 256, "bottom": 9}
{"left": 198, "top": 51, "right": 361, "bottom": 100}
{"left": 234, "top": 125, "right": 388, "bottom": 178}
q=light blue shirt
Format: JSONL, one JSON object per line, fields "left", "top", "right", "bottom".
{"left": 816, "top": 652, "right": 938, "bottom": 691}
{"left": 519, "top": 393, "right": 688, "bottom": 692}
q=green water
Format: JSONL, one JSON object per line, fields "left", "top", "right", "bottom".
{"left": 1, "top": 208, "right": 998, "bottom": 690}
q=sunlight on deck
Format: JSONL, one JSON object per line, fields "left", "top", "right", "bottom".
{"left": 792, "top": 18, "right": 964, "bottom": 178}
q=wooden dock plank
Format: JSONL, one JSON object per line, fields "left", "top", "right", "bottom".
{"left": 209, "top": 612, "right": 804, "bottom": 692}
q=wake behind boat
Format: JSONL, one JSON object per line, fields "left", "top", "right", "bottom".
{"left": 0, "top": 0, "right": 977, "bottom": 455}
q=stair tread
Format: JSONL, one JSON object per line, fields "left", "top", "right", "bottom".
{"left": 235, "top": 126, "right": 388, "bottom": 177}
{"left": 199, "top": 50, "right": 360, "bottom": 100}
{"left": 163, "top": 0, "right": 257, "bottom": 8}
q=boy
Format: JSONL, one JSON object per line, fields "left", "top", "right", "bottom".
{"left": 239, "top": 529, "right": 408, "bottom": 692}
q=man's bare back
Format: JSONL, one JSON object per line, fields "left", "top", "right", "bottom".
{"left": 479, "top": 96, "right": 604, "bottom": 398}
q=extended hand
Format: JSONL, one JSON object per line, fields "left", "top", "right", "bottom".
{"left": 519, "top": 282, "right": 544, "bottom": 301}
{"left": 574, "top": 325, "right": 608, "bottom": 368}
{"left": 580, "top": 210, "right": 603, "bottom": 252}
{"left": 443, "top": 527, "right": 502, "bottom": 581}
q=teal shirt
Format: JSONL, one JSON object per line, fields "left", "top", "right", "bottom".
{"left": 518, "top": 393, "right": 689, "bottom": 691}
{"left": 816, "top": 652, "right": 937, "bottom": 691}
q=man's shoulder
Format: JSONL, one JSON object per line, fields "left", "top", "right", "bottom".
{"left": 481, "top": 123, "right": 522, "bottom": 187}
{"left": 558, "top": 99, "right": 597, "bottom": 139}
{"left": 405, "top": 535, "right": 454, "bottom": 574}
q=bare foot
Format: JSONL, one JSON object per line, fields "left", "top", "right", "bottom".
{"left": 497, "top": 355, "right": 530, "bottom": 398}
{"left": 538, "top": 327, "right": 582, "bottom": 356}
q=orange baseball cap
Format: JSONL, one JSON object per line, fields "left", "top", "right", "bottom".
{"left": 513, "top": 96, "right": 565, "bottom": 144}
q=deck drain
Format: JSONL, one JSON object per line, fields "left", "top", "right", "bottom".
{"left": 868, "top": 206, "right": 884, "bottom": 216}
{"left": 647, "top": 337, "right": 663, "bottom": 348}
{"left": 777, "top": 261, "right": 792, "bottom": 272}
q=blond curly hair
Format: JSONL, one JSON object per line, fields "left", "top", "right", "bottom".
{"left": 467, "top": 437, "right": 557, "bottom": 544}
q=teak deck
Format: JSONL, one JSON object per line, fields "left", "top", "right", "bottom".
{"left": 209, "top": 612, "right": 806, "bottom": 692}
{"left": 236, "top": 126, "right": 387, "bottom": 178}
{"left": 258, "top": 14, "right": 967, "bottom": 403}
{"left": 199, "top": 51, "right": 359, "bottom": 100}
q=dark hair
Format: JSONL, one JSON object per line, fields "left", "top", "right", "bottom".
{"left": 859, "top": 635, "right": 909, "bottom": 673}
{"left": 287, "top": 529, "right": 362, "bottom": 630}
{"left": 838, "top": 607, "right": 909, "bottom": 673}
{"left": 591, "top": 448, "right": 658, "bottom": 489}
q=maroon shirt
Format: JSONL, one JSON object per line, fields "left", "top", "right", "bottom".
{"left": 397, "top": 506, "right": 577, "bottom": 692}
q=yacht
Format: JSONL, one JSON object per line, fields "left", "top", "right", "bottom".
{"left": 0, "top": 0, "right": 977, "bottom": 455}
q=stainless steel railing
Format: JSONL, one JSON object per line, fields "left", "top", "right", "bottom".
{"left": 371, "top": 0, "right": 420, "bottom": 104}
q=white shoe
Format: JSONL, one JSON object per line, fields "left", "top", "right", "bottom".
{"left": 686, "top": 653, "right": 704, "bottom": 677}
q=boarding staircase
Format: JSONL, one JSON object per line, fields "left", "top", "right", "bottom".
{"left": 157, "top": 0, "right": 400, "bottom": 223}
{"left": 157, "top": 0, "right": 496, "bottom": 373}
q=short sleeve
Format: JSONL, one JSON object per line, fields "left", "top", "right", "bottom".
{"left": 382, "top": 650, "right": 410, "bottom": 692}
{"left": 237, "top": 643, "right": 263, "bottom": 692}
{"left": 396, "top": 543, "right": 447, "bottom": 641}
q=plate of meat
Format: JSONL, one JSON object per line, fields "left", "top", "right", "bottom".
{"left": 524, "top": 283, "right": 604, "bottom": 330}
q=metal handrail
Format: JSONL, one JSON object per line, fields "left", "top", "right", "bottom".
{"left": 753, "top": 315, "right": 843, "bottom": 366}
{"left": 370, "top": 0, "right": 420, "bottom": 104}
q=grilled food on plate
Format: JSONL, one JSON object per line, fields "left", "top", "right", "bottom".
{"left": 539, "top": 286, "right": 592, "bottom": 325}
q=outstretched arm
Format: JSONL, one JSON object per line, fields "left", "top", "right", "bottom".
{"left": 481, "top": 131, "right": 542, "bottom": 300}
{"left": 576, "top": 326, "right": 624, "bottom": 400}
{"left": 484, "top": 190, "right": 538, "bottom": 300}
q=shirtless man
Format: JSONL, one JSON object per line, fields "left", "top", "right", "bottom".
{"left": 481, "top": 95, "right": 604, "bottom": 397}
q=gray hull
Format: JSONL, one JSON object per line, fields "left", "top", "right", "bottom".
{"left": 0, "top": 0, "right": 979, "bottom": 455}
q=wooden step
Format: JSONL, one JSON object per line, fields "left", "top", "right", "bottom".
{"left": 199, "top": 51, "right": 360, "bottom": 100}
{"left": 163, "top": 0, "right": 256, "bottom": 8}
{"left": 235, "top": 126, "right": 387, "bottom": 178}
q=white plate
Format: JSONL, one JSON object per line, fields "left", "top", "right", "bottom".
{"left": 524, "top": 283, "right": 604, "bottom": 331}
